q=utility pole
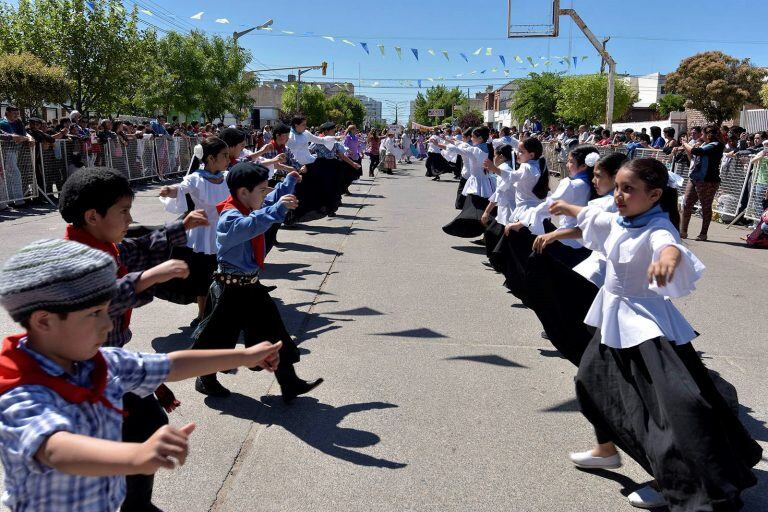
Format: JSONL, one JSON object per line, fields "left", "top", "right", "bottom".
{"left": 599, "top": 37, "right": 611, "bottom": 75}
{"left": 251, "top": 63, "right": 328, "bottom": 113}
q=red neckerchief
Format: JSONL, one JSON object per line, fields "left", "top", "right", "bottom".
{"left": 216, "top": 195, "right": 265, "bottom": 269}
{"left": 63, "top": 225, "right": 131, "bottom": 330}
{"left": 0, "top": 334, "right": 126, "bottom": 416}
{"left": 270, "top": 139, "right": 285, "bottom": 154}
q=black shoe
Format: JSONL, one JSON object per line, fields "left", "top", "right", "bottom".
{"left": 327, "top": 212, "right": 336, "bottom": 217}
{"left": 540, "top": 331, "right": 550, "bottom": 340}
{"left": 195, "top": 376, "right": 230, "bottom": 397}
{"left": 282, "top": 378, "right": 324, "bottom": 404}
{"left": 190, "top": 317, "right": 201, "bottom": 329}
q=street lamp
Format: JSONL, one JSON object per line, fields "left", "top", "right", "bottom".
{"left": 233, "top": 19, "right": 273, "bottom": 42}
{"left": 384, "top": 100, "right": 409, "bottom": 125}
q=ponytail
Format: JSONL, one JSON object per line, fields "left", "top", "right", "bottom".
{"left": 533, "top": 157, "right": 550, "bottom": 199}
{"left": 187, "top": 136, "right": 228, "bottom": 174}
{"left": 624, "top": 158, "right": 681, "bottom": 233}
{"left": 660, "top": 186, "right": 680, "bottom": 233}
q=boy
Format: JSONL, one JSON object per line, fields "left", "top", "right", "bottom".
{"left": 0, "top": 239, "right": 282, "bottom": 511}
{"left": 57, "top": 167, "right": 208, "bottom": 511}
{"left": 192, "top": 162, "right": 323, "bottom": 402}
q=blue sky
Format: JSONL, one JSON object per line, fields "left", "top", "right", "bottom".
{"left": 128, "top": 0, "right": 768, "bottom": 121}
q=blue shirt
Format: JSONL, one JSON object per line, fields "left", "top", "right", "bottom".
{"left": 310, "top": 141, "right": 345, "bottom": 160}
{"left": 0, "top": 119, "right": 26, "bottom": 136}
{"left": 149, "top": 120, "right": 168, "bottom": 136}
{"left": 0, "top": 339, "right": 170, "bottom": 512}
{"left": 216, "top": 174, "right": 297, "bottom": 274}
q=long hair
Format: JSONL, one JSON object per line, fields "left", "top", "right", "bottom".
{"left": 623, "top": 158, "right": 680, "bottom": 232}
{"left": 188, "top": 136, "right": 228, "bottom": 173}
{"left": 520, "top": 138, "right": 549, "bottom": 199}
{"left": 569, "top": 144, "right": 600, "bottom": 199}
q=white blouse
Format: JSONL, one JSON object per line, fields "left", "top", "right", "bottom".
{"left": 489, "top": 161, "right": 517, "bottom": 224}
{"left": 287, "top": 130, "right": 337, "bottom": 165}
{"left": 572, "top": 195, "right": 617, "bottom": 287}
{"left": 449, "top": 143, "right": 496, "bottom": 198}
{"left": 526, "top": 177, "right": 591, "bottom": 246}
{"left": 159, "top": 171, "right": 230, "bottom": 255}
{"left": 508, "top": 160, "right": 545, "bottom": 227}
{"left": 578, "top": 208, "right": 705, "bottom": 349}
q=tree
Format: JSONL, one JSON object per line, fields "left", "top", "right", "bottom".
{"left": 650, "top": 94, "right": 686, "bottom": 118}
{"left": 281, "top": 84, "right": 327, "bottom": 127}
{"left": 454, "top": 109, "right": 484, "bottom": 130}
{"left": 0, "top": 52, "right": 72, "bottom": 117}
{"left": 665, "top": 51, "right": 767, "bottom": 125}
{"left": 510, "top": 72, "right": 563, "bottom": 126}
{"left": 326, "top": 92, "right": 366, "bottom": 127}
{"left": 760, "top": 83, "right": 768, "bottom": 108}
{"left": 196, "top": 33, "right": 256, "bottom": 122}
{"left": 412, "top": 85, "right": 465, "bottom": 125}
{"left": 555, "top": 74, "right": 637, "bottom": 126}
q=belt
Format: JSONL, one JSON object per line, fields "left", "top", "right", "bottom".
{"left": 214, "top": 272, "right": 260, "bottom": 286}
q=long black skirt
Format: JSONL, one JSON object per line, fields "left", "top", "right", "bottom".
{"left": 525, "top": 252, "right": 597, "bottom": 365}
{"left": 483, "top": 220, "right": 506, "bottom": 272}
{"left": 576, "top": 333, "right": 762, "bottom": 512}
{"left": 285, "top": 158, "right": 342, "bottom": 225}
{"left": 425, "top": 152, "right": 449, "bottom": 177}
{"left": 455, "top": 177, "right": 467, "bottom": 210}
{"left": 498, "top": 228, "right": 537, "bottom": 303}
{"left": 442, "top": 194, "right": 490, "bottom": 238}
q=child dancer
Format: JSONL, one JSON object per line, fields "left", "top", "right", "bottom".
{"left": 381, "top": 131, "right": 399, "bottom": 175}
{"left": 574, "top": 158, "right": 761, "bottom": 510}
{"left": 192, "top": 162, "right": 323, "bottom": 401}
{"left": 480, "top": 144, "right": 516, "bottom": 263}
{"left": 0, "top": 239, "right": 282, "bottom": 512}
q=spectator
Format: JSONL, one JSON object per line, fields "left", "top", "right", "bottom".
{"left": 0, "top": 106, "right": 31, "bottom": 206}
{"left": 596, "top": 129, "right": 612, "bottom": 146}
{"left": 748, "top": 132, "right": 766, "bottom": 154}
{"left": 749, "top": 140, "right": 768, "bottom": 219}
{"left": 650, "top": 126, "right": 664, "bottom": 149}
{"left": 661, "top": 127, "right": 677, "bottom": 152}
{"left": 681, "top": 125, "right": 725, "bottom": 241}
{"left": 263, "top": 124, "right": 272, "bottom": 143}
{"left": 150, "top": 114, "right": 169, "bottom": 136}
{"left": 577, "top": 124, "right": 590, "bottom": 144}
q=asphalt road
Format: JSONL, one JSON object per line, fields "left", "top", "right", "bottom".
{"left": 0, "top": 159, "right": 766, "bottom": 511}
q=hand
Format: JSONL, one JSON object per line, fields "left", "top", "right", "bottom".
{"left": 548, "top": 200, "right": 573, "bottom": 217}
{"left": 532, "top": 233, "right": 555, "bottom": 254}
{"left": 299, "top": 165, "right": 308, "bottom": 174}
{"left": 480, "top": 212, "right": 491, "bottom": 227}
{"left": 244, "top": 341, "right": 282, "bottom": 372}
{"left": 277, "top": 153, "right": 286, "bottom": 162}
{"left": 288, "top": 170, "right": 302, "bottom": 183}
{"left": 353, "top": 162, "right": 362, "bottom": 170}
{"left": 279, "top": 194, "right": 299, "bottom": 210}
{"left": 11, "top": 134, "right": 26, "bottom": 143}
{"left": 647, "top": 246, "right": 681, "bottom": 287}
{"left": 132, "top": 423, "right": 195, "bottom": 474}
{"left": 158, "top": 186, "right": 177, "bottom": 198}
{"left": 504, "top": 222, "right": 524, "bottom": 236}
{"left": 154, "top": 383, "right": 181, "bottom": 413}
{"left": 183, "top": 209, "right": 209, "bottom": 230}
{"left": 147, "top": 259, "right": 190, "bottom": 284}
{"left": 483, "top": 160, "right": 498, "bottom": 174}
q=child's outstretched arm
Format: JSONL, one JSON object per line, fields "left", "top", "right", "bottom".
{"left": 166, "top": 341, "right": 282, "bottom": 382}
{"left": 648, "top": 245, "right": 681, "bottom": 287}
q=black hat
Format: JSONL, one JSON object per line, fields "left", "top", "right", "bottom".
{"left": 226, "top": 161, "right": 270, "bottom": 194}
{"left": 318, "top": 121, "right": 336, "bottom": 132}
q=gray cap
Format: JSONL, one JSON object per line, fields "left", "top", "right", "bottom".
{"left": 0, "top": 239, "right": 118, "bottom": 322}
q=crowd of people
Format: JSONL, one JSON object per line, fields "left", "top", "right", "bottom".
{"left": 428, "top": 122, "right": 763, "bottom": 510}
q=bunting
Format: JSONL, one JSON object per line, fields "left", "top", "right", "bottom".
{"left": 360, "top": 42, "right": 369, "bottom": 54}
{"left": 377, "top": 44, "right": 385, "bottom": 56}
{"left": 499, "top": 55, "right": 506, "bottom": 66}
{"left": 395, "top": 46, "right": 402, "bottom": 59}
{"left": 460, "top": 53, "right": 469, "bottom": 63}
{"left": 411, "top": 48, "right": 419, "bottom": 60}
{"left": 441, "top": 50, "right": 449, "bottom": 61}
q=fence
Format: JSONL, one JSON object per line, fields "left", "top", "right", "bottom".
{"left": 541, "top": 143, "right": 760, "bottom": 226}
{"left": 0, "top": 140, "right": 37, "bottom": 207}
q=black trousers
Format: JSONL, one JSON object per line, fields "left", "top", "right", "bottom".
{"left": 121, "top": 393, "right": 168, "bottom": 511}
{"left": 368, "top": 154, "right": 380, "bottom": 174}
{"left": 192, "top": 281, "right": 301, "bottom": 380}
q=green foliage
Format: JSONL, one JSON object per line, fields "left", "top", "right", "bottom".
{"left": 650, "top": 94, "right": 686, "bottom": 118}
{"left": 412, "top": 85, "right": 465, "bottom": 125}
{"left": 454, "top": 109, "right": 484, "bottom": 130}
{"left": 0, "top": 52, "right": 72, "bottom": 114}
{"left": 759, "top": 83, "right": 768, "bottom": 108}
{"left": 555, "top": 74, "right": 637, "bottom": 126}
{"left": 326, "top": 93, "right": 366, "bottom": 127}
{"left": 666, "top": 51, "right": 768, "bottom": 124}
{"left": 281, "top": 85, "right": 327, "bottom": 127}
{"left": 510, "top": 72, "right": 563, "bottom": 126}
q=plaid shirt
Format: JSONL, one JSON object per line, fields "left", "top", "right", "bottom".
{"left": 106, "top": 221, "right": 187, "bottom": 348}
{"left": 260, "top": 144, "right": 300, "bottom": 172}
{"left": 310, "top": 141, "right": 344, "bottom": 160}
{"left": 0, "top": 338, "right": 170, "bottom": 512}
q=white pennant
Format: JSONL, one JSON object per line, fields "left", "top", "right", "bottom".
{"left": 190, "top": 11, "right": 203, "bottom": 20}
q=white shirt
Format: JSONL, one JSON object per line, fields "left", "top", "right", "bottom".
{"left": 427, "top": 136, "right": 441, "bottom": 153}
{"left": 492, "top": 135, "right": 520, "bottom": 151}
{"left": 287, "top": 130, "right": 336, "bottom": 165}
{"left": 526, "top": 176, "right": 591, "bottom": 246}
{"left": 488, "top": 160, "right": 517, "bottom": 224}
{"left": 159, "top": 171, "right": 230, "bottom": 255}
{"left": 578, "top": 208, "right": 705, "bottom": 349}
{"left": 449, "top": 143, "right": 496, "bottom": 198}
{"left": 572, "top": 195, "right": 617, "bottom": 286}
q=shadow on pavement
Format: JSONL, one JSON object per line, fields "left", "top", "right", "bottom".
{"left": 372, "top": 328, "right": 448, "bottom": 339}
{"left": 275, "top": 241, "right": 341, "bottom": 256}
{"left": 541, "top": 398, "right": 580, "bottom": 413}
{"left": 575, "top": 468, "right": 650, "bottom": 499}
{"left": 451, "top": 245, "right": 487, "bottom": 255}
{"left": 445, "top": 354, "right": 528, "bottom": 368}
{"left": 260, "top": 262, "right": 325, "bottom": 281}
{"left": 152, "top": 326, "right": 195, "bottom": 354}
{"left": 205, "top": 393, "right": 407, "bottom": 469}
{"left": 328, "top": 307, "right": 385, "bottom": 316}
{"left": 538, "top": 348, "right": 567, "bottom": 360}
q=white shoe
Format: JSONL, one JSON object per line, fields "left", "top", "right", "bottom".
{"left": 628, "top": 485, "right": 667, "bottom": 509}
{"left": 569, "top": 450, "right": 622, "bottom": 469}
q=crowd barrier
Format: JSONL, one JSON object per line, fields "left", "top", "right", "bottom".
{"left": 0, "top": 140, "right": 37, "bottom": 207}
{"left": 542, "top": 143, "right": 761, "bottom": 227}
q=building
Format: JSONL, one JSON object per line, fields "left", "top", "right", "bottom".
{"left": 355, "top": 95, "right": 383, "bottom": 124}
{"left": 621, "top": 72, "right": 667, "bottom": 122}
{"left": 482, "top": 83, "right": 519, "bottom": 129}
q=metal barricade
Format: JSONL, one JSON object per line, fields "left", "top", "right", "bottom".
{"left": 176, "top": 136, "right": 194, "bottom": 175}
{"left": 37, "top": 140, "right": 69, "bottom": 197}
{"left": 542, "top": 142, "right": 566, "bottom": 178}
{"left": 106, "top": 139, "right": 131, "bottom": 180}
{"left": 137, "top": 137, "right": 157, "bottom": 178}
{"left": 0, "top": 140, "right": 38, "bottom": 206}
{"left": 154, "top": 137, "right": 172, "bottom": 178}
{"left": 712, "top": 156, "right": 751, "bottom": 221}
{"left": 744, "top": 160, "right": 768, "bottom": 222}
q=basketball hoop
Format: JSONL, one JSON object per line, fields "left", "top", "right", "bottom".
{"left": 507, "top": 0, "right": 560, "bottom": 38}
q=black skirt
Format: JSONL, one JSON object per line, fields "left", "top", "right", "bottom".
{"left": 442, "top": 194, "right": 491, "bottom": 238}
{"left": 483, "top": 220, "right": 505, "bottom": 272}
{"left": 524, "top": 252, "right": 597, "bottom": 365}
{"left": 455, "top": 177, "right": 467, "bottom": 210}
{"left": 150, "top": 246, "right": 217, "bottom": 305}
{"left": 498, "top": 228, "right": 537, "bottom": 303}
{"left": 286, "top": 158, "right": 341, "bottom": 225}
{"left": 576, "top": 333, "right": 762, "bottom": 511}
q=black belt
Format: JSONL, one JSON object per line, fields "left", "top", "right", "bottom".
{"left": 214, "top": 272, "right": 260, "bottom": 286}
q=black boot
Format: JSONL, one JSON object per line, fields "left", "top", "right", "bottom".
{"left": 122, "top": 474, "right": 163, "bottom": 511}
{"left": 194, "top": 374, "right": 230, "bottom": 397}
{"left": 276, "top": 364, "right": 323, "bottom": 404}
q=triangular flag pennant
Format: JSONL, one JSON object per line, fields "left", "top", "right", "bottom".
{"left": 140, "top": 8, "right": 153, "bottom": 15}
{"left": 527, "top": 56, "right": 534, "bottom": 66}
{"left": 437, "top": 76, "right": 444, "bottom": 80}
{"left": 442, "top": 50, "right": 449, "bottom": 61}
{"left": 85, "top": 1, "right": 95, "bottom": 10}
{"left": 480, "top": 70, "right": 487, "bottom": 74}
{"left": 486, "top": 48, "right": 492, "bottom": 56}
{"left": 282, "top": 30, "right": 295, "bottom": 35}
{"left": 215, "top": 18, "right": 230, "bottom": 24}
{"left": 515, "top": 55, "right": 523, "bottom": 63}
{"left": 473, "top": 47, "right": 482, "bottom": 56}
{"left": 342, "top": 39, "right": 356, "bottom": 46}
{"left": 372, "top": 82, "right": 379, "bottom": 87}
{"left": 395, "top": 46, "right": 402, "bottom": 59}
{"left": 360, "top": 42, "right": 370, "bottom": 54}
{"left": 322, "top": 36, "right": 335, "bottom": 42}
{"left": 573, "top": 56, "right": 578, "bottom": 67}
{"left": 499, "top": 55, "right": 506, "bottom": 66}
{"left": 427, "top": 49, "right": 436, "bottom": 56}
{"left": 469, "top": 70, "right": 477, "bottom": 75}
{"left": 456, "top": 73, "right": 464, "bottom": 77}
{"left": 377, "top": 44, "right": 385, "bottom": 56}
{"left": 411, "top": 48, "right": 419, "bottom": 60}
{"left": 460, "top": 53, "right": 469, "bottom": 63}
{"left": 582, "top": 56, "right": 589, "bottom": 61}
{"left": 190, "top": 11, "right": 203, "bottom": 19}
{"left": 544, "top": 60, "right": 551, "bottom": 66}
{"left": 504, "top": 70, "right": 510, "bottom": 77}
{"left": 418, "top": 80, "right": 422, "bottom": 88}
{"left": 427, "top": 77, "right": 434, "bottom": 82}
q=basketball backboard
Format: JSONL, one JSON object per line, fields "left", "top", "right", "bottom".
{"left": 507, "top": 0, "right": 560, "bottom": 38}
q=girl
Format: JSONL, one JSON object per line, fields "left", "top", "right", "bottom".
{"left": 158, "top": 137, "right": 230, "bottom": 324}
{"left": 500, "top": 145, "right": 597, "bottom": 301}
{"left": 480, "top": 144, "right": 516, "bottom": 265}
{"left": 381, "top": 131, "right": 400, "bottom": 174}
{"left": 366, "top": 131, "right": 381, "bottom": 177}
{"left": 483, "top": 138, "right": 548, "bottom": 273}
{"left": 574, "top": 158, "right": 761, "bottom": 510}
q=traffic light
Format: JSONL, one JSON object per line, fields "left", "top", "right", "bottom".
{"left": 321, "top": 61, "right": 328, "bottom": 76}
